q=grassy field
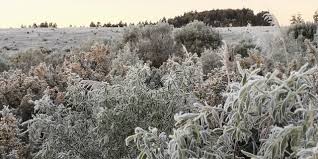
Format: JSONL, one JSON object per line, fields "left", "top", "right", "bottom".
{"left": 0, "top": 26, "right": 278, "bottom": 54}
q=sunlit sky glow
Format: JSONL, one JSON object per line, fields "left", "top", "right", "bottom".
{"left": 0, "top": 0, "right": 317, "bottom": 28}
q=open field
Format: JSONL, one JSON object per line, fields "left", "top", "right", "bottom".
{"left": 0, "top": 28, "right": 122, "bottom": 54}
{"left": 0, "top": 26, "right": 279, "bottom": 54}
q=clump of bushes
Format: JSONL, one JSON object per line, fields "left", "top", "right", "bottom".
{"left": 0, "top": 106, "right": 29, "bottom": 158}
{"left": 288, "top": 22, "right": 317, "bottom": 41}
{"left": 0, "top": 70, "right": 48, "bottom": 121}
{"left": 9, "top": 48, "right": 47, "bottom": 72}
{"left": 200, "top": 49, "right": 223, "bottom": 75}
{"left": 233, "top": 39, "right": 259, "bottom": 58}
{"left": 194, "top": 67, "right": 240, "bottom": 106}
{"left": 0, "top": 56, "right": 9, "bottom": 73}
{"left": 128, "top": 63, "right": 318, "bottom": 159}
{"left": 26, "top": 51, "right": 203, "bottom": 158}
{"left": 174, "top": 20, "right": 222, "bottom": 56}
{"left": 122, "top": 23, "right": 175, "bottom": 68}
{"left": 2, "top": 19, "right": 318, "bottom": 159}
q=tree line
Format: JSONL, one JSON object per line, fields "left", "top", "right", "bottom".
{"left": 24, "top": 8, "right": 306, "bottom": 28}
{"left": 21, "top": 22, "right": 57, "bottom": 28}
{"left": 166, "top": 8, "right": 271, "bottom": 27}
{"left": 290, "top": 10, "right": 318, "bottom": 24}
{"left": 89, "top": 8, "right": 272, "bottom": 28}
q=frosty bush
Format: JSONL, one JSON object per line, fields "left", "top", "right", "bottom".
{"left": 107, "top": 44, "right": 142, "bottom": 80}
{"left": 194, "top": 68, "right": 240, "bottom": 107}
{"left": 9, "top": 48, "right": 48, "bottom": 72}
{"left": 0, "top": 70, "right": 48, "bottom": 121}
{"left": 0, "top": 106, "right": 28, "bottom": 159}
{"left": 233, "top": 39, "right": 259, "bottom": 58}
{"left": 26, "top": 51, "right": 203, "bottom": 158}
{"left": 122, "top": 23, "right": 175, "bottom": 68}
{"left": 200, "top": 49, "right": 223, "bottom": 75}
{"left": 128, "top": 63, "right": 318, "bottom": 159}
{"left": 44, "top": 51, "right": 68, "bottom": 68}
{"left": 0, "top": 56, "right": 9, "bottom": 73}
{"left": 288, "top": 22, "right": 317, "bottom": 41}
{"left": 96, "top": 52, "right": 203, "bottom": 158}
{"left": 66, "top": 44, "right": 114, "bottom": 81}
{"left": 174, "top": 20, "right": 222, "bottom": 56}
{"left": 26, "top": 86, "right": 103, "bottom": 159}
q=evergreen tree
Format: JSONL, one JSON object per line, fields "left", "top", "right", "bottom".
{"left": 90, "top": 22, "right": 96, "bottom": 27}
{"left": 291, "top": 14, "right": 304, "bottom": 24}
{"left": 314, "top": 10, "right": 318, "bottom": 23}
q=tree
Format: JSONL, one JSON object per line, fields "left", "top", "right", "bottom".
{"left": 314, "top": 10, "right": 318, "bottom": 23}
{"left": 290, "top": 14, "right": 304, "bottom": 24}
{"left": 89, "top": 22, "right": 96, "bottom": 27}
{"left": 39, "top": 21, "right": 49, "bottom": 28}
{"left": 160, "top": 17, "right": 167, "bottom": 23}
{"left": 32, "top": 23, "right": 38, "bottom": 28}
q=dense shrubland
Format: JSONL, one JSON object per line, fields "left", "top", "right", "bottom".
{"left": 1, "top": 19, "right": 318, "bottom": 159}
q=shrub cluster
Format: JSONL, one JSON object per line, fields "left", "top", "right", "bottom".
{"left": 128, "top": 63, "right": 318, "bottom": 159}
{"left": 174, "top": 21, "right": 222, "bottom": 56}
{"left": 288, "top": 22, "right": 317, "bottom": 41}
{"left": 2, "top": 20, "right": 318, "bottom": 159}
{"left": 123, "top": 23, "right": 175, "bottom": 68}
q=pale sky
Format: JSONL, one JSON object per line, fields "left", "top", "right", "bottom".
{"left": 0, "top": 0, "right": 317, "bottom": 28}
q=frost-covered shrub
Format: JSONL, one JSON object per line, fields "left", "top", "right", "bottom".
{"left": 122, "top": 23, "right": 175, "bottom": 68}
{"left": 128, "top": 63, "right": 318, "bottom": 159}
{"left": 26, "top": 86, "right": 103, "bottom": 159}
{"left": 122, "top": 25, "right": 141, "bottom": 45}
{"left": 288, "top": 22, "right": 317, "bottom": 41}
{"left": 44, "top": 51, "right": 68, "bottom": 67}
{"left": 236, "top": 50, "right": 272, "bottom": 75}
{"left": 174, "top": 20, "right": 222, "bottom": 56}
{"left": 107, "top": 44, "right": 142, "bottom": 81}
{"left": 26, "top": 51, "right": 203, "bottom": 159}
{"left": 97, "top": 53, "right": 202, "bottom": 158}
{"left": 304, "top": 39, "right": 318, "bottom": 67}
{"left": 194, "top": 68, "right": 240, "bottom": 107}
{"left": 0, "top": 56, "right": 10, "bottom": 73}
{"left": 0, "top": 70, "right": 48, "bottom": 121}
{"left": 29, "top": 63, "right": 70, "bottom": 91}
{"left": 9, "top": 48, "right": 47, "bottom": 72}
{"left": 0, "top": 106, "right": 28, "bottom": 159}
{"left": 58, "top": 44, "right": 115, "bottom": 81}
{"left": 200, "top": 49, "right": 222, "bottom": 75}
{"left": 233, "top": 39, "right": 259, "bottom": 58}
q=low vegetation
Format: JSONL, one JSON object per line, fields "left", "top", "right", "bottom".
{"left": 1, "top": 18, "right": 318, "bottom": 159}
